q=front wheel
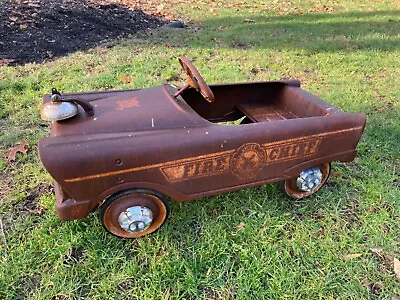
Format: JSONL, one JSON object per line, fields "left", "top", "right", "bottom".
{"left": 282, "top": 163, "right": 331, "bottom": 199}
{"left": 100, "top": 189, "right": 169, "bottom": 238}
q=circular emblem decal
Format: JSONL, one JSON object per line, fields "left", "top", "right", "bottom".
{"left": 230, "top": 143, "right": 266, "bottom": 180}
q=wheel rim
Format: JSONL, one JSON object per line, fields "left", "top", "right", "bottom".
{"left": 296, "top": 167, "right": 323, "bottom": 192}
{"left": 102, "top": 192, "right": 167, "bottom": 238}
{"left": 118, "top": 206, "right": 153, "bottom": 233}
{"left": 284, "top": 163, "right": 331, "bottom": 199}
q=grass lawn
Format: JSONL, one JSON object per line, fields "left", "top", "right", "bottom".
{"left": 0, "top": 0, "right": 399, "bottom": 298}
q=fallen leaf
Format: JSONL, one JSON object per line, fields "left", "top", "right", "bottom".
{"left": 205, "top": 267, "right": 211, "bottom": 276}
{"left": 236, "top": 222, "right": 245, "bottom": 231}
{"left": 343, "top": 253, "right": 362, "bottom": 261}
{"left": 370, "top": 247, "right": 383, "bottom": 254}
{"left": 394, "top": 257, "right": 400, "bottom": 281}
{"left": 243, "top": 18, "right": 256, "bottom": 23}
{"left": 120, "top": 76, "right": 132, "bottom": 83}
{"left": 5, "top": 141, "right": 28, "bottom": 162}
{"left": 259, "top": 226, "right": 269, "bottom": 234}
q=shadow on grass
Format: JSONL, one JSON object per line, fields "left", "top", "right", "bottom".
{"left": 0, "top": 0, "right": 167, "bottom": 65}
{"left": 1, "top": 7, "right": 398, "bottom": 65}
{"left": 155, "top": 10, "right": 399, "bottom": 53}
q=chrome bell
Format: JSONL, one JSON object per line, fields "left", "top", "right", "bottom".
{"left": 41, "top": 88, "right": 79, "bottom": 121}
{"left": 41, "top": 88, "right": 94, "bottom": 122}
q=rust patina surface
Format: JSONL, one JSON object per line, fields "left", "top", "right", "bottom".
{"left": 39, "top": 58, "right": 366, "bottom": 223}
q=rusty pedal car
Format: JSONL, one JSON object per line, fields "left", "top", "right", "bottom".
{"left": 39, "top": 57, "right": 366, "bottom": 238}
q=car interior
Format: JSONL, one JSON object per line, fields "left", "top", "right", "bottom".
{"left": 180, "top": 81, "right": 331, "bottom": 124}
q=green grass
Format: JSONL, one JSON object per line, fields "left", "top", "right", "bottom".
{"left": 1, "top": 1, "right": 399, "bottom": 299}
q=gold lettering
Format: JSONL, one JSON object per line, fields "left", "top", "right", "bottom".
{"left": 161, "top": 139, "right": 321, "bottom": 182}
{"left": 202, "top": 160, "right": 214, "bottom": 174}
{"left": 306, "top": 139, "right": 320, "bottom": 155}
{"left": 183, "top": 164, "right": 193, "bottom": 177}
{"left": 193, "top": 162, "right": 201, "bottom": 176}
{"left": 278, "top": 145, "right": 290, "bottom": 160}
{"left": 269, "top": 148, "right": 279, "bottom": 161}
{"left": 215, "top": 157, "right": 227, "bottom": 171}
{"left": 290, "top": 144, "right": 301, "bottom": 157}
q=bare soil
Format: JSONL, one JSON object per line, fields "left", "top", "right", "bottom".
{"left": 12, "top": 182, "right": 53, "bottom": 218}
{"left": 0, "top": 0, "right": 168, "bottom": 65}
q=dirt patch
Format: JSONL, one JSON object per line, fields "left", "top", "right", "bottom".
{"left": 0, "top": 0, "right": 168, "bottom": 65}
{"left": 0, "top": 177, "right": 52, "bottom": 234}
{"left": 16, "top": 274, "right": 42, "bottom": 300}
{"left": 63, "top": 246, "right": 86, "bottom": 265}
{"left": 12, "top": 182, "right": 53, "bottom": 219}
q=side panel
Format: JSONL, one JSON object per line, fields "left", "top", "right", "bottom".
{"left": 39, "top": 112, "right": 366, "bottom": 217}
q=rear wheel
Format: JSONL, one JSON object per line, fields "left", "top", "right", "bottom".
{"left": 282, "top": 163, "right": 331, "bottom": 199}
{"left": 100, "top": 189, "right": 169, "bottom": 238}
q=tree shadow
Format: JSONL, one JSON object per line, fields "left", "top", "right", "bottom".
{"left": 159, "top": 10, "right": 399, "bottom": 53}
{"left": 2, "top": 6, "right": 398, "bottom": 65}
{"left": 0, "top": 0, "right": 167, "bottom": 65}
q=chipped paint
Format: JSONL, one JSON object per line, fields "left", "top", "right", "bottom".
{"left": 116, "top": 97, "right": 140, "bottom": 111}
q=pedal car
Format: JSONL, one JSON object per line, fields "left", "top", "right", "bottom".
{"left": 39, "top": 57, "right": 366, "bottom": 238}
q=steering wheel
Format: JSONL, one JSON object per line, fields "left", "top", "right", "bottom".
{"left": 178, "top": 56, "right": 215, "bottom": 103}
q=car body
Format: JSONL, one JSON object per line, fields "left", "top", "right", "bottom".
{"left": 38, "top": 58, "right": 366, "bottom": 237}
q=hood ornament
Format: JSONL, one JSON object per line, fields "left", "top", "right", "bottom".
{"left": 41, "top": 88, "right": 94, "bottom": 121}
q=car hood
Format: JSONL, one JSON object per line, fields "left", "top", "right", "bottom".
{"left": 46, "top": 84, "right": 210, "bottom": 137}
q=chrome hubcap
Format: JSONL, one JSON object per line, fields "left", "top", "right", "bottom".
{"left": 296, "top": 167, "right": 323, "bottom": 192}
{"left": 118, "top": 206, "right": 153, "bottom": 233}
